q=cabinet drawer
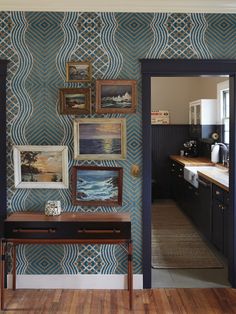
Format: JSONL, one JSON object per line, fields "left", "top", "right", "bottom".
{"left": 170, "top": 161, "right": 184, "bottom": 177}
{"left": 4, "top": 221, "right": 131, "bottom": 240}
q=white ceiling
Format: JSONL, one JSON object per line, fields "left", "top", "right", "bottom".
{"left": 1, "top": 0, "right": 236, "bottom": 13}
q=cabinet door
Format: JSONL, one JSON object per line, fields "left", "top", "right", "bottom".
{"left": 197, "top": 177, "right": 212, "bottom": 241}
{"left": 223, "top": 193, "right": 229, "bottom": 258}
{"left": 195, "top": 104, "right": 201, "bottom": 124}
{"left": 189, "top": 105, "right": 195, "bottom": 124}
{"left": 212, "top": 199, "right": 224, "bottom": 252}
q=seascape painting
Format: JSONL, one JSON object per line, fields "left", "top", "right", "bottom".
{"left": 13, "top": 145, "right": 69, "bottom": 188}
{"left": 74, "top": 118, "right": 126, "bottom": 160}
{"left": 101, "top": 85, "right": 132, "bottom": 108}
{"left": 59, "top": 88, "right": 91, "bottom": 115}
{"left": 72, "top": 166, "right": 123, "bottom": 206}
{"left": 66, "top": 61, "right": 91, "bottom": 82}
{"left": 65, "top": 93, "right": 86, "bottom": 109}
{"left": 96, "top": 80, "right": 137, "bottom": 113}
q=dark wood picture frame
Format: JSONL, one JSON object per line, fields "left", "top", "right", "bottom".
{"left": 59, "top": 88, "right": 91, "bottom": 115}
{"left": 71, "top": 165, "right": 123, "bottom": 206}
{"left": 96, "top": 80, "right": 137, "bottom": 114}
{"left": 66, "top": 61, "right": 92, "bottom": 82}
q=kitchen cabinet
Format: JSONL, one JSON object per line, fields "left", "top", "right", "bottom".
{"left": 189, "top": 99, "right": 217, "bottom": 125}
{"left": 212, "top": 184, "right": 229, "bottom": 257}
{"left": 189, "top": 99, "right": 217, "bottom": 139}
{"left": 170, "top": 160, "right": 185, "bottom": 208}
{"left": 197, "top": 175, "right": 212, "bottom": 241}
{"left": 182, "top": 182, "right": 200, "bottom": 220}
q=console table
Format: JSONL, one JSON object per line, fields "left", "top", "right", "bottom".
{"left": 1, "top": 212, "right": 132, "bottom": 310}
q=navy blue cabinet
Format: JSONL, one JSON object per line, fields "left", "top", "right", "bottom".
{"left": 212, "top": 185, "right": 229, "bottom": 257}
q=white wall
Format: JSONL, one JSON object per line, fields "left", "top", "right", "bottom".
{"left": 151, "top": 76, "right": 227, "bottom": 124}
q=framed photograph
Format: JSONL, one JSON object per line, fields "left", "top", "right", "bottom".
{"left": 59, "top": 88, "right": 91, "bottom": 115}
{"left": 95, "top": 79, "right": 137, "bottom": 114}
{"left": 66, "top": 61, "right": 92, "bottom": 82}
{"left": 74, "top": 118, "right": 126, "bottom": 160}
{"left": 13, "top": 145, "right": 69, "bottom": 189}
{"left": 72, "top": 166, "right": 123, "bottom": 206}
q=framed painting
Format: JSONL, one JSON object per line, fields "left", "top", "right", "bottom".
{"left": 95, "top": 79, "right": 137, "bottom": 114}
{"left": 59, "top": 88, "right": 91, "bottom": 115}
{"left": 66, "top": 61, "right": 92, "bottom": 82}
{"left": 13, "top": 145, "right": 69, "bottom": 189}
{"left": 73, "top": 118, "right": 127, "bottom": 160}
{"left": 71, "top": 165, "right": 123, "bottom": 206}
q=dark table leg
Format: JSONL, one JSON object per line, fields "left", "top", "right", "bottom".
{"left": 12, "top": 244, "right": 16, "bottom": 290}
{"left": 128, "top": 240, "right": 133, "bottom": 310}
{"left": 1, "top": 239, "right": 6, "bottom": 310}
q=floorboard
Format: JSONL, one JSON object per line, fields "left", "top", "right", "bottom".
{"left": 2, "top": 288, "right": 236, "bottom": 313}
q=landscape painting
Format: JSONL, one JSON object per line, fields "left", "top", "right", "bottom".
{"left": 74, "top": 118, "right": 126, "bottom": 160}
{"left": 59, "top": 88, "right": 91, "bottom": 115}
{"left": 66, "top": 61, "right": 92, "bottom": 82}
{"left": 72, "top": 166, "right": 123, "bottom": 206}
{"left": 96, "top": 80, "right": 137, "bottom": 113}
{"left": 13, "top": 145, "right": 68, "bottom": 188}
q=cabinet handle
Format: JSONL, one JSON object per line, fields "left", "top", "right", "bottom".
{"left": 77, "top": 228, "right": 121, "bottom": 234}
{"left": 196, "top": 178, "right": 211, "bottom": 187}
{"left": 178, "top": 174, "right": 183, "bottom": 178}
{"left": 215, "top": 190, "right": 221, "bottom": 195}
{"left": 13, "top": 228, "right": 56, "bottom": 233}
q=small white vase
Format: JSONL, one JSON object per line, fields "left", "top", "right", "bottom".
{"left": 45, "top": 201, "right": 61, "bottom": 216}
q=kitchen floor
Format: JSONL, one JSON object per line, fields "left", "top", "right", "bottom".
{"left": 152, "top": 199, "right": 231, "bottom": 288}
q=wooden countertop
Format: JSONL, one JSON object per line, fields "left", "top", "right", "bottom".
{"left": 170, "top": 155, "right": 229, "bottom": 191}
{"left": 170, "top": 155, "right": 213, "bottom": 166}
{"left": 198, "top": 168, "right": 229, "bottom": 192}
{"left": 5, "top": 212, "right": 131, "bottom": 222}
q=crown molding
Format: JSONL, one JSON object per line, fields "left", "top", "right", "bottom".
{"left": 1, "top": 0, "right": 236, "bottom": 13}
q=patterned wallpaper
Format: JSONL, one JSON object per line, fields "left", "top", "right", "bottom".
{"left": 0, "top": 12, "right": 235, "bottom": 276}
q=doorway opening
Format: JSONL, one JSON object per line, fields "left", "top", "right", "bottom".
{"left": 151, "top": 76, "right": 231, "bottom": 288}
{"left": 141, "top": 59, "right": 236, "bottom": 289}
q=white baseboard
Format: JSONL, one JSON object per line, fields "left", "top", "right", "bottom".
{"left": 7, "top": 274, "right": 143, "bottom": 290}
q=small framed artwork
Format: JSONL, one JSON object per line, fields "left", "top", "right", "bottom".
{"left": 66, "top": 61, "right": 92, "bottom": 82}
{"left": 95, "top": 79, "right": 137, "bottom": 114}
{"left": 71, "top": 165, "right": 123, "bottom": 206}
{"left": 13, "top": 145, "right": 69, "bottom": 189}
{"left": 74, "top": 118, "right": 126, "bottom": 160}
{"left": 59, "top": 88, "right": 91, "bottom": 115}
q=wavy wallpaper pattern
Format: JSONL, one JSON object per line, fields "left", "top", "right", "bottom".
{"left": 0, "top": 11, "right": 235, "bottom": 275}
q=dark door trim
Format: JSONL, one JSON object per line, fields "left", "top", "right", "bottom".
{"left": 141, "top": 59, "right": 236, "bottom": 289}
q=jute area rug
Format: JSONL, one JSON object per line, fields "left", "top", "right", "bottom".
{"left": 152, "top": 200, "right": 223, "bottom": 269}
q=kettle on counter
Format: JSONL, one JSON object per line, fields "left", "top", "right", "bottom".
{"left": 211, "top": 143, "right": 220, "bottom": 163}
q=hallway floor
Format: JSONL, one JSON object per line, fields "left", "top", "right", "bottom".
{"left": 152, "top": 199, "right": 231, "bottom": 288}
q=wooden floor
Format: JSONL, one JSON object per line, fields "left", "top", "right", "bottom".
{"left": 2, "top": 288, "right": 236, "bottom": 313}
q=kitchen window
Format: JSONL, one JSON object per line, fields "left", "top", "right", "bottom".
{"left": 222, "top": 89, "right": 229, "bottom": 144}
{"left": 217, "top": 79, "right": 229, "bottom": 144}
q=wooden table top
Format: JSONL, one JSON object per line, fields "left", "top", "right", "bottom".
{"left": 5, "top": 212, "right": 131, "bottom": 222}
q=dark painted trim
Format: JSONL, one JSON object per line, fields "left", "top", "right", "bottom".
{"left": 0, "top": 60, "right": 8, "bottom": 237}
{"left": 141, "top": 59, "right": 236, "bottom": 289}
{"left": 142, "top": 73, "right": 152, "bottom": 288}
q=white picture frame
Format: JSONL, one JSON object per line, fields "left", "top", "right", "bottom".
{"left": 13, "top": 145, "right": 69, "bottom": 189}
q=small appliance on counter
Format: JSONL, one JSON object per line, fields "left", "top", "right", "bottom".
{"left": 183, "top": 140, "right": 198, "bottom": 157}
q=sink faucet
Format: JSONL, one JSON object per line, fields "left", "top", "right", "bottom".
{"left": 217, "top": 143, "right": 229, "bottom": 167}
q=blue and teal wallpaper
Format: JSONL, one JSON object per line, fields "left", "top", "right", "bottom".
{"left": 0, "top": 11, "right": 235, "bottom": 276}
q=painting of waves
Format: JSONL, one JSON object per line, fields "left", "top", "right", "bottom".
{"left": 72, "top": 166, "right": 123, "bottom": 206}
